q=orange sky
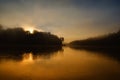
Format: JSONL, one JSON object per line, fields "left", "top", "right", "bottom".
{"left": 0, "top": 0, "right": 120, "bottom": 42}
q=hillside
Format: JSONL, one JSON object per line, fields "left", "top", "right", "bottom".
{"left": 70, "top": 30, "right": 120, "bottom": 47}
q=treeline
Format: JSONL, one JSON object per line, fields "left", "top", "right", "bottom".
{"left": 70, "top": 30, "right": 120, "bottom": 47}
{"left": 0, "top": 25, "right": 64, "bottom": 46}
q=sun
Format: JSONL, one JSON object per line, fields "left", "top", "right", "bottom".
{"left": 22, "top": 24, "right": 43, "bottom": 33}
{"left": 22, "top": 24, "right": 35, "bottom": 33}
{"left": 26, "top": 28, "right": 34, "bottom": 33}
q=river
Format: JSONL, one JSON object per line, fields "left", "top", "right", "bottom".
{"left": 0, "top": 47, "right": 120, "bottom": 80}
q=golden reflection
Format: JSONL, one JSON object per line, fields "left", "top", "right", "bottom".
{"left": 22, "top": 53, "right": 34, "bottom": 63}
{"left": 0, "top": 48, "right": 120, "bottom": 80}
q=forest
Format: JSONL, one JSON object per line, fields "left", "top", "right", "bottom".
{"left": 70, "top": 30, "right": 120, "bottom": 47}
{"left": 0, "top": 25, "right": 64, "bottom": 46}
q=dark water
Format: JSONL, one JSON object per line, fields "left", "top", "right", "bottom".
{"left": 0, "top": 47, "right": 120, "bottom": 80}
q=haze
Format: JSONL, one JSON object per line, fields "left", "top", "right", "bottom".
{"left": 0, "top": 0, "right": 120, "bottom": 42}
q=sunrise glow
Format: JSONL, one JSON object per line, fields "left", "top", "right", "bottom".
{"left": 26, "top": 28, "right": 34, "bottom": 33}
{"left": 22, "top": 24, "right": 44, "bottom": 34}
{"left": 0, "top": 0, "right": 120, "bottom": 80}
{"left": 22, "top": 24, "right": 35, "bottom": 33}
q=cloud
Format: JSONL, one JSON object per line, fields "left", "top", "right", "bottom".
{"left": 0, "top": 0, "right": 120, "bottom": 42}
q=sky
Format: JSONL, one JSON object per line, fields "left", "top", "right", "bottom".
{"left": 0, "top": 0, "right": 120, "bottom": 42}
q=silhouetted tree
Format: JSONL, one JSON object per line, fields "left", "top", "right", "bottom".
{"left": 0, "top": 25, "right": 64, "bottom": 46}
{"left": 70, "top": 30, "right": 120, "bottom": 47}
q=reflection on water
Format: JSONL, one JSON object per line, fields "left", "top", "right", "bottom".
{"left": 70, "top": 46, "right": 120, "bottom": 62}
{"left": 0, "top": 46, "right": 120, "bottom": 80}
{"left": 22, "top": 53, "right": 33, "bottom": 63}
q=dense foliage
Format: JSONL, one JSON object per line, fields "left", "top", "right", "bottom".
{"left": 0, "top": 25, "right": 64, "bottom": 46}
{"left": 70, "top": 30, "right": 120, "bottom": 46}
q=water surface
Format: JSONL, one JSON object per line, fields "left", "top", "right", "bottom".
{"left": 0, "top": 47, "right": 120, "bottom": 80}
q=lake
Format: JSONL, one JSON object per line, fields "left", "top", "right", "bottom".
{"left": 0, "top": 46, "right": 120, "bottom": 80}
